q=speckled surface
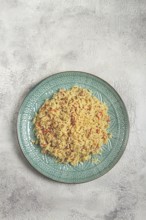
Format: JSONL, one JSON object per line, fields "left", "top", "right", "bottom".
{"left": 0, "top": 0, "right": 146, "bottom": 220}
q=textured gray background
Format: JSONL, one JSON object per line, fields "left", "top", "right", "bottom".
{"left": 0, "top": 0, "right": 146, "bottom": 220}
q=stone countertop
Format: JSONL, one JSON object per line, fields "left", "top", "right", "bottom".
{"left": 0, "top": 1, "right": 146, "bottom": 220}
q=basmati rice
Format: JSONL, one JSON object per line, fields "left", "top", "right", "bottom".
{"left": 33, "top": 86, "right": 111, "bottom": 166}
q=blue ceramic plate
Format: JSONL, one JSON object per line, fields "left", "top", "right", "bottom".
{"left": 17, "top": 71, "right": 129, "bottom": 183}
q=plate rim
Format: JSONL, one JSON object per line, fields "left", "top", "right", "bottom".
{"left": 17, "top": 71, "right": 130, "bottom": 183}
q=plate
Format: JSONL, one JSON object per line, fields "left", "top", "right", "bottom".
{"left": 17, "top": 71, "right": 129, "bottom": 183}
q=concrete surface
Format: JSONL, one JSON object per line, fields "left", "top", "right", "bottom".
{"left": 0, "top": 0, "right": 146, "bottom": 220}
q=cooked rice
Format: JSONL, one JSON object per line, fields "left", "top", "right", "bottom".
{"left": 33, "top": 86, "right": 111, "bottom": 166}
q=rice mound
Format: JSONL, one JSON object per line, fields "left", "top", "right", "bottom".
{"left": 33, "top": 86, "right": 111, "bottom": 166}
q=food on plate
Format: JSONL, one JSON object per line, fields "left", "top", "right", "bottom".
{"left": 33, "top": 86, "right": 111, "bottom": 166}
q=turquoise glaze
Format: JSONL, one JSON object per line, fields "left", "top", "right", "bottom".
{"left": 17, "top": 71, "right": 129, "bottom": 183}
